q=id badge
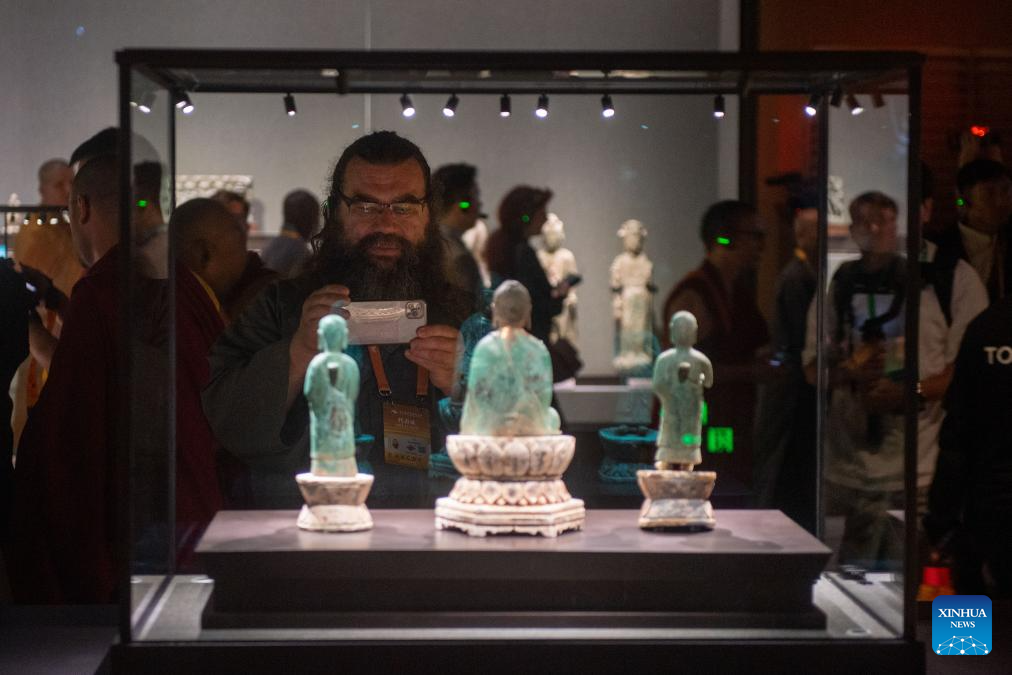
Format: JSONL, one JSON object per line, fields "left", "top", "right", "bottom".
{"left": 382, "top": 401, "right": 432, "bottom": 470}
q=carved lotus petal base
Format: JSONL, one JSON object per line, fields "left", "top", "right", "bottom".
{"left": 296, "top": 472, "right": 374, "bottom": 532}
{"left": 636, "top": 470, "right": 716, "bottom": 531}
{"left": 448, "top": 477, "right": 572, "bottom": 506}
{"left": 446, "top": 434, "right": 575, "bottom": 480}
{"left": 435, "top": 494, "right": 585, "bottom": 538}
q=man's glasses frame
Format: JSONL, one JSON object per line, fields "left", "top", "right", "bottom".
{"left": 323, "top": 192, "right": 428, "bottom": 221}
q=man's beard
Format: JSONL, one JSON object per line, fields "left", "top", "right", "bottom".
{"left": 344, "top": 231, "right": 424, "bottom": 301}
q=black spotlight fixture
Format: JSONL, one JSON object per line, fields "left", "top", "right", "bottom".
{"left": 713, "top": 94, "right": 725, "bottom": 119}
{"left": 400, "top": 93, "right": 416, "bottom": 118}
{"left": 829, "top": 86, "right": 843, "bottom": 108}
{"left": 174, "top": 91, "right": 194, "bottom": 114}
{"left": 535, "top": 94, "right": 549, "bottom": 118}
{"left": 804, "top": 93, "right": 820, "bottom": 117}
{"left": 442, "top": 94, "right": 459, "bottom": 118}
{"left": 872, "top": 90, "right": 886, "bottom": 108}
{"left": 601, "top": 94, "right": 615, "bottom": 118}
{"left": 284, "top": 93, "right": 297, "bottom": 117}
{"left": 846, "top": 93, "right": 864, "bottom": 116}
{"left": 499, "top": 94, "right": 511, "bottom": 118}
{"left": 137, "top": 91, "right": 155, "bottom": 114}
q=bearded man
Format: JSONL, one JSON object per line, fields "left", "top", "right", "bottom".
{"left": 202, "top": 132, "right": 472, "bottom": 508}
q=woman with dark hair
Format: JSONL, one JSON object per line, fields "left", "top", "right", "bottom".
{"left": 484, "top": 186, "right": 571, "bottom": 344}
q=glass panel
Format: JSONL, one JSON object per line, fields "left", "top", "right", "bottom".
{"left": 819, "top": 92, "right": 911, "bottom": 636}
{"left": 119, "top": 57, "right": 916, "bottom": 648}
{"left": 127, "top": 71, "right": 174, "bottom": 636}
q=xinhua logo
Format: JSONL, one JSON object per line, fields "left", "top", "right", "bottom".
{"left": 932, "top": 595, "right": 992, "bottom": 656}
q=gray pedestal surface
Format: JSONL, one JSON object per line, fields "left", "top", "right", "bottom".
{"left": 197, "top": 509, "right": 830, "bottom": 629}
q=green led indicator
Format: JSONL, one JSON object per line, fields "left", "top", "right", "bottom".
{"left": 716, "top": 236, "right": 731, "bottom": 246}
{"left": 956, "top": 198, "right": 965, "bottom": 207}
{"left": 707, "top": 427, "right": 734, "bottom": 454}
{"left": 521, "top": 214, "right": 530, "bottom": 223}
{"left": 681, "top": 433, "right": 700, "bottom": 445}
{"left": 459, "top": 201, "right": 471, "bottom": 209}
{"left": 137, "top": 199, "right": 148, "bottom": 208}
{"left": 701, "top": 402, "right": 708, "bottom": 426}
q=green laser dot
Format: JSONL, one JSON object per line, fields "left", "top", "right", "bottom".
{"left": 521, "top": 214, "right": 530, "bottom": 223}
{"left": 459, "top": 201, "right": 470, "bottom": 209}
{"left": 956, "top": 198, "right": 965, "bottom": 207}
{"left": 137, "top": 199, "right": 148, "bottom": 208}
{"left": 716, "top": 236, "right": 730, "bottom": 246}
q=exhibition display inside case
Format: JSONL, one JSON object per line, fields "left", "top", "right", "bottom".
{"left": 107, "top": 49, "right": 925, "bottom": 672}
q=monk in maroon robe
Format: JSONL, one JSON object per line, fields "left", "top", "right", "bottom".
{"left": 8, "top": 156, "right": 125, "bottom": 602}
{"left": 171, "top": 198, "right": 255, "bottom": 564}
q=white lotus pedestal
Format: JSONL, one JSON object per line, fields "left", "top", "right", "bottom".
{"left": 295, "top": 472, "right": 374, "bottom": 532}
{"left": 636, "top": 469, "right": 717, "bottom": 530}
{"left": 435, "top": 435, "right": 585, "bottom": 537}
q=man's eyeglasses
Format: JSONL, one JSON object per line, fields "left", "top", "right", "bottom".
{"left": 324, "top": 192, "right": 428, "bottom": 221}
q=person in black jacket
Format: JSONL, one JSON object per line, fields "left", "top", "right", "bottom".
{"left": 484, "top": 186, "right": 572, "bottom": 344}
{"left": 925, "top": 296, "right": 1012, "bottom": 597}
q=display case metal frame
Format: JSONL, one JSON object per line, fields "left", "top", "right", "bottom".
{"left": 112, "top": 48, "right": 924, "bottom": 670}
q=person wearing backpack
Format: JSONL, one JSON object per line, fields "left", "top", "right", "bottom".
{"left": 803, "top": 191, "right": 987, "bottom": 570}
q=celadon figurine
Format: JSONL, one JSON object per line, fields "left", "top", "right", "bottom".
{"left": 611, "top": 219, "right": 655, "bottom": 375}
{"left": 306, "top": 315, "right": 360, "bottom": 476}
{"left": 459, "top": 284, "right": 560, "bottom": 437}
{"left": 536, "top": 213, "right": 579, "bottom": 346}
{"left": 436, "top": 281, "right": 585, "bottom": 537}
{"left": 636, "top": 311, "right": 717, "bottom": 530}
{"left": 654, "top": 311, "right": 714, "bottom": 469}
{"left": 295, "top": 314, "right": 374, "bottom": 532}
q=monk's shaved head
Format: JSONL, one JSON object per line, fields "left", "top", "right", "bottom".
{"left": 170, "top": 198, "right": 248, "bottom": 299}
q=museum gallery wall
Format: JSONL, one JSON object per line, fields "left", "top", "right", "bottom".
{"left": 1, "top": 0, "right": 742, "bottom": 375}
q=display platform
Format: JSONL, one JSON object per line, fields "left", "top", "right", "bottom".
{"left": 553, "top": 379, "right": 653, "bottom": 428}
{"left": 196, "top": 508, "right": 830, "bottom": 630}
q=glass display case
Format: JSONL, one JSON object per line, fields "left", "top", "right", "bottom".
{"left": 108, "top": 49, "right": 925, "bottom": 672}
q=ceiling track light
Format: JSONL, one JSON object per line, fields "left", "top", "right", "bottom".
{"left": 442, "top": 94, "right": 459, "bottom": 118}
{"left": 846, "top": 93, "right": 864, "bottom": 116}
{"left": 284, "top": 92, "right": 297, "bottom": 117}
{"left": 400, "top": 93, "right": 415, "bottom": 118}
{"left": 499, "top": 94, "right": 511, "bottom": 118}
{"left": 174, "top": 91, "right": 194, "bottom": 114}
{"left": 829, "top": 87, "right": 843, "bottom": 108}
{"left": 713, "top": 94, "right": 725, "bottom": 119}
{"left": 536, "top": 94, "right": 549, "bottom": 118}
{"left": 137, "top": 91, "right": 155, "bottom": 114}
{"left": 601, "top": 94, "right": 615, "bottom": 118}
{"left": 804, "top": 93, "right": 820, "bottom": 117}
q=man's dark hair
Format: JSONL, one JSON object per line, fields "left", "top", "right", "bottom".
{"left": 70, "top": 127, "right": 119, "bottom": 167}
{"left": 282, "top": 189, "right": 320, "bottom": 240}
{"left": 957, "top": 159, "right": 1010, "bottom": 199}
{"left": 72, "top": 154, "right": 119, "bottom": 212}
{"left": 432, "top": 163, "right": 477, "bottom": 214}
{"left": 328, "top": 131, "right": 432, "bottom": 205}
{"left": 700, "top": 200, "right": 756, "bottom": 250}
{"left": 849, "top": 191, "right": 898, "bottom": 229}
